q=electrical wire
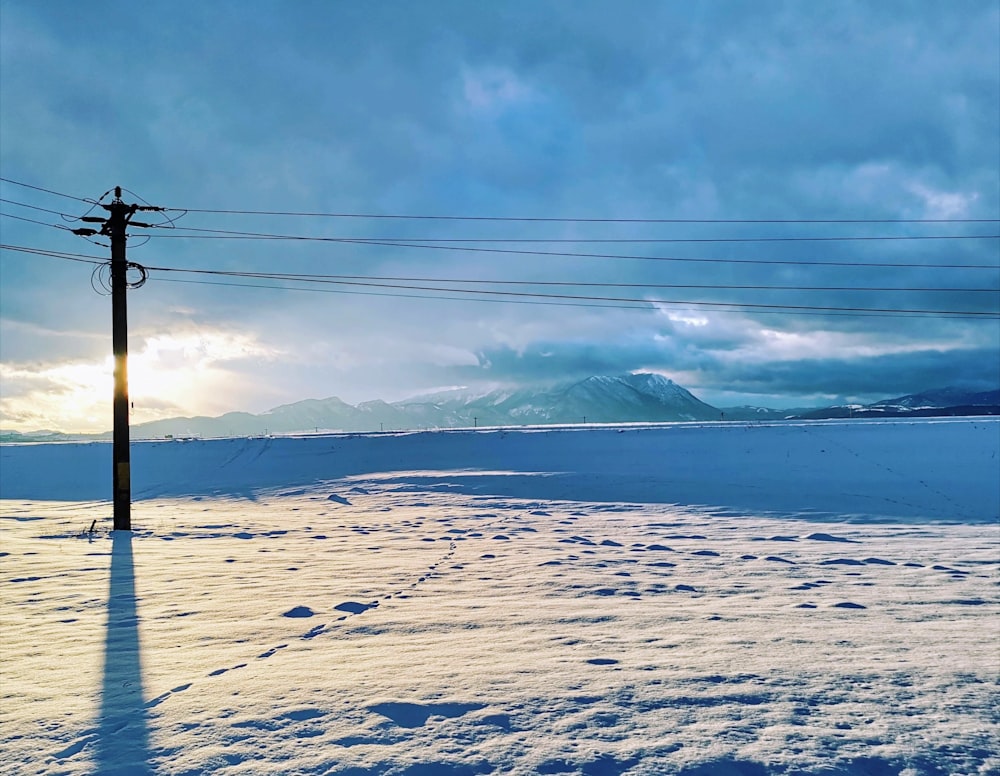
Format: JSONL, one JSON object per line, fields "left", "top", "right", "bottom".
{"left": 4, "top": 176, "right": 999, "bottom": 223}
{"left": 334, "top": 237, "right": 1000, "bottom": 270}
{"left": 135, "top": 229, "right": 1000, "bottom": 270}
{"left": 5, "top": 200, "right": 999, "bottom": 271}
{"left": 0, "top": 244, "right": 106, "bottom": 265}
{"left": 1, "top": 241, "right": 994, "bottom": 317}
{"left": 4, "top": 244, "right": 998, "bottom": 295}
{"left": 6, "top": 233, "right": 999, "bottom": 274}
{"left": 0, "top": 177, "right": 92, "bottom": 203}
{"left": 160, "top": 206, "right": 1000, "bottom": 224}
{"left": 152, "top": 276, "right": 660, "bottom": 311}
{"left": 0, "top": 195, "right": 123, "bottom": 229}
{"left": 140, "top": 264, "right": 998, "bottom": 317}
{"left": 0, "top": 198, "right": 82, "bottom": 219}
{"left": 0, "top": 211, "right": 76, "bottom": 232}
{"left": 145, "top": 222, "right": 1000, "bottom": 244}
{"left": 255, "top": 237, "right": 1000, "bottom": 270}
{"left": 144, "top": 263, "right": 1000, "bottom": 294}
{"left": 149, "top": 276, "right": 997, "bottom": 320}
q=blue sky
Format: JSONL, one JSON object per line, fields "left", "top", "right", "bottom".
{"left": 1, "top": 0, "right": 998, "bottom": 432}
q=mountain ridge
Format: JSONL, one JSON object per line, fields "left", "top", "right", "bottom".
{"left": 2, "top": 376, "right": 997, "bottom": 441}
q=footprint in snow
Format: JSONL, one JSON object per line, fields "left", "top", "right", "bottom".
{"left": 334, "top": 601, "right": 379, "bottom": 615}
{"left": 821, "top": 558, "right": 866, "bottom": 566}
{"left": 368, "top": 701, "right": 484, "bottom": 729}
{"left": 301, "top": 624, "right": 328, "bottom": 640}
{"left": 806, "top": 532, "right": 858, "bottom": 543}
{"left": 282, "top": 606, "right": 315, "bottom": 618}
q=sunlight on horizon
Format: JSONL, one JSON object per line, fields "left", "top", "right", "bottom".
{"left": 0, "top": 332, "right": 273, "bottom": 433}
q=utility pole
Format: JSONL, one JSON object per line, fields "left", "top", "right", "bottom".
{"left": 107, "top": 190, "right": 136, "bottom": 530}
{"left": 74, "top": 186, "right": 159, "bottom": 531}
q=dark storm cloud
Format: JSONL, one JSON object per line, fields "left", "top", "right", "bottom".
{"left": 709, "top": 347, "right": 1000, "bottom": 399}
{"left": 441, "top": 336, "right": 1000, "bottom": 405}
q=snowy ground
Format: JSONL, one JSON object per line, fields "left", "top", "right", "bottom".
{"left": 1, "top": 419, "right": 998, "bottom": 776}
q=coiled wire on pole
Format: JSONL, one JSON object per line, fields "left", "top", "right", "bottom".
{"left": 90, "top": 261, "right": 148, "bottom": 295}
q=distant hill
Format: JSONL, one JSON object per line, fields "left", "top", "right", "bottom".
{"left": 869, "top": 387, "right": 1000, "bottom": 411}
{"left": 0, "top": 430, "right": 105, "bottom": 444}
{"left": 794, "top": 387, "right": 1000, "bottom": 420}
{"left": 4, "top": 378, "right": 997, "bottom": 441}
{"left": 121, "top": 373, "right": 721, "bottom": 438}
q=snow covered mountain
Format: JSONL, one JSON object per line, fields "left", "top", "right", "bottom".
{"left": 868, "top": 387, "right": 1000, "bottom": 411}
{"left": 795, "top": 387, "right": 1000, "bottom": 420}
{"left": 20, "top": 378, "right": 995, "bottom": 440}
{"left": 123, "top": 374, "right": 722, "bottom": 438}
{"left": 397, "top": 373, "right": 722, "bottom": 427}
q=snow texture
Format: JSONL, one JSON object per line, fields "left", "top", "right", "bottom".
{"left": 1, "top": 418, "right": 998, "bottom": 776}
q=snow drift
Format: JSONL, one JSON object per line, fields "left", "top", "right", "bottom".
{"left": 2, "top": 418, "right": 997, "bottom": 523}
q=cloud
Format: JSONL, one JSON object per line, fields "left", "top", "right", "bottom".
{"left": 705, "top": 347, "right": 1000, "bottom": 402}
{"left": 1, "top": 1, "right": 997, "bottom": 429}
{"left": 461, "top": 67, "right": 535, "bottom": 114}
{"left": 429, "top": 321, "right": 1000, "bottom": 407}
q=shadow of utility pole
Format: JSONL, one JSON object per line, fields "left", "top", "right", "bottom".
{"left": 97, "top": 531, "right": 154, "bottom": 775}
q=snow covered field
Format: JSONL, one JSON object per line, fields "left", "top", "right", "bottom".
{"left": 2, "top": 419, "right": 998, "bottom": 775}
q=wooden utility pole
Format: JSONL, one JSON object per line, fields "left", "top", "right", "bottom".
{"left": 74, "top": 186, "right": 160, "bottom": 531}
{"left": 106, "top": 189, "right": 136, "bottom": 530}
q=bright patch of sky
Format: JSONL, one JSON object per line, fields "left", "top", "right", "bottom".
{"left": 1, "top": 0, "right": 997, "bottom": 432}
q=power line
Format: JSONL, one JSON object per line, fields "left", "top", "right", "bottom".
{"left": 4, "top": 175, "right": 998, "bottom": 228}
{"left": 0, "top": 197, "right": 81, "bottom": 219}
{"left": 149, "top": 276, "right": 998, "bottom": 320}
{"left": 153, "top": 276, "right": 661, "bottom": 311}
{"left": 0, "top": 177, "right": 93, "bottom": 203}
{"left": 0, "top": 244, "right": 105, "bottom": 265}
{"left": 4, "top": 202, "right": 998, "bottom": 271}
{"left": 146, "top": 223, "right": 1000, "bottom": 244}
{"left": 0, "top": 211, "right": 76, "bottom": 232}
{"left": 168, "top": 210, "right": 1000, "bottom": 224}
{"left": 29, "top": 213, "right": 982, "bottom": 269}
{"left": 148, "top": 233, "right": 1000, "bottom": 270}
{"left": 1, "top": 241, "right": 994, "bottom": 317}
{"left": 6, "top": 230, "right": 998, "bottom": 273}
{"left": 141, "top": 264, "right": 998, "bottom": 317}
{"left": 144, "top": 263, "right": 1000, "bottom": 294}
{"left": 4, "top": 244, "right": 998, "bottom": 294}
